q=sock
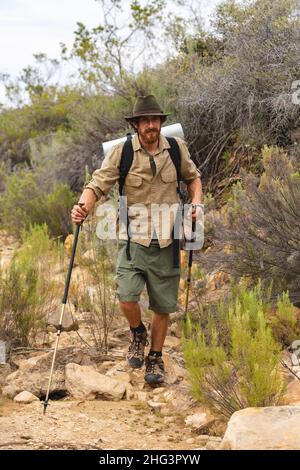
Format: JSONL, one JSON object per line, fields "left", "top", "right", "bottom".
{"left": 149, "top": 350, "right": 162, "bottom": 357}
{"left": 130, "top": 322, "right": 146, "bottom": 334}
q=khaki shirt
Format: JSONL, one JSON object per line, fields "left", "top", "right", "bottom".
{"left": 84, "top": 133, "right": 201, "bottom": 247}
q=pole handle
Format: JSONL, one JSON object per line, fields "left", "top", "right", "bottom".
{"left": 62, "top": 204, "right": 85, "bottom": 304}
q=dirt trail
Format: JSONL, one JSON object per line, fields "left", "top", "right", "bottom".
{"left": 0, "top": 396, "right": 213, "bottom": 450}
{"left": 0, "top": 229, "right": 224, "bottom": 450}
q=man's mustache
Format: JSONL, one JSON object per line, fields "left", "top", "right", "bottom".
{"left": 146, "top": 128, "right": 159, "bottom": 133}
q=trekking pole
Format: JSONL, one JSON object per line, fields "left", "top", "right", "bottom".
{"left": 43, "top": 206, "right": 85, "bottom": 415}
{"left": 183, "top": 218, "right": 196, "bottom": 321}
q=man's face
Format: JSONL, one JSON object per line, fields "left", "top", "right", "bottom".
{"left": 135, "top": 115, "right": 162, "bottom": 144}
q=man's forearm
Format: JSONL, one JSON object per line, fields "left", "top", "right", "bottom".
{"left": 78, "top": 188, "right": 98, "bottom": 213}
{"left": 187, "top": 177, "right": 202, "bottom": 204}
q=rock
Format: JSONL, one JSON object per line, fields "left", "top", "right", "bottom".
{"left": 195, "top": 434, "right": 210, "bottom": 444}
{"left": 162, "top": 389, "right": 194, "bottom": 412}
{"left": 105, "top": 362, "right": 131, "bottom": 384}
{"left": 186, "top": 438, "right": 195, "bottom": 444}
{"left": 14, "top": 391, "right": 39, "bottom": 403}
{"left": 282, "top": 380, "right": 300, "bottom": 405}
{"left": 135, "top": 391, "right": 148, "bottom": 402}
{"left": 164, "top": 336, "right": 181, "bottom": 351}
{"left": 96, "top": 361, "right": 116, "bottom": 374}
{"left": 2, "top": 347, "right": 88, "bottom": 398}
{"left": 185, "top": 412, "right": 211, "bottom": 430}
{"left": 169, "top": 322, "right": 181, "bottom": 338}
{"left": 220, "top": 406, "right": 300, "bottom": 450}
{"left": 291, "top": 354, "right": 300, "bottom": 367}
{"left": 163, "top": 354, "right": 186, "bottom": 385}
{"left": 152, "top": 387, "right": 166, "bottom": 396}
{"left": 65, "top": 363, "right": 126, "bottom": 401}
{"left": 47, "top": 308, "right": 79, "bottom": 332}
{"left": 125, "top": 383, "right": 135, "bottom": 401}
{"left": 147, "top": 400, "right": 166, "bottom": 411}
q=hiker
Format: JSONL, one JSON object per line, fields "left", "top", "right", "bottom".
{"left": 71, "top": 95, "right": 202, "bottom": 385}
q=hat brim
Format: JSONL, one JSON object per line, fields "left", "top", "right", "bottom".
{"left": 125, "top": 112, "right": 170, "bottom": 122}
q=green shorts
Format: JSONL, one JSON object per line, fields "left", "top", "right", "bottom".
{"left": 115, "top": 239, "right": 181, "bottom": 314}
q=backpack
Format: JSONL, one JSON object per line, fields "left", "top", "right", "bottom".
{"left": 118, "top": 134, "right": 183, "bottom": 268}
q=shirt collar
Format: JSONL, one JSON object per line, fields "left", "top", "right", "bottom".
{"left": 132, "top": 133, "right": 171, "bottom": 154}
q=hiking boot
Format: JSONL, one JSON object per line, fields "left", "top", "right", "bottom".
{"left": 144, "top": 354, "right": 165, "bottom": 385}
{"left": 126, "top": 329, "right": 148, "bottom": 369}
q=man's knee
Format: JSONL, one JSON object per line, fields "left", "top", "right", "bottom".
{"left": 119, "top": 300, "right": 139, "bottom": 313}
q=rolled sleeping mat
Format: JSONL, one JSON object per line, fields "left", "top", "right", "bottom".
{"left": 102, "top": 123, "right": 184, "bottom": 157}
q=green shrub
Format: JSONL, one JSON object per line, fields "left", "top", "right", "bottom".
{"left": 270, "top": 291, "right": 300, "bottom": 346}
{"left": 182, "top": 280, "right": 285, "bottom": 417}
{"left": 0, "top": 168, "right": 75, "bottom": 239}
{"left": 0, "top": 224, "right": 63, "bottom": 347}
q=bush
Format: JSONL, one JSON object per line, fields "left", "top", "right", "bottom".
{"left": 0, "top": 224, "right": 63, "bottom": 347}
{"left": 72, "top": 217, "right": 119, "bottom": 353}
{"left": 270, "top": 291, "right": 300, "bottom": 346}
{"left": 200, "top": 145, "right": 300, "bottom": 306}
{"left": 176, "top": 0, "right": 300, "bottom": 189}
{"left": 0, "top": 168, "right": 75, "bottom": 240}
{"left": 182, "top": 280, "right": 285, "bottom": 417}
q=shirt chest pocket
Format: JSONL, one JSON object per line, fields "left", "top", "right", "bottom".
{"left": 124, "top": 174, "right": 143, "bottom": 199}
{"left": 125, "top": 174, "right": 143, "bottom": 187}
{"left": 160, "top": 167, "right": 177, "bottom": 184}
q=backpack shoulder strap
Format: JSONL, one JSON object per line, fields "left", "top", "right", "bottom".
{"left": 166, "top": 136, "right": 182, "bottom": 199}
{"left": 166, "top": 137, "right": 183, "bottom": 268}
{"left": 119, "top": 133, "right": 134, "bottom": 195}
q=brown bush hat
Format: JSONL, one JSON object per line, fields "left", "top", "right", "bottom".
{"left": 125, "top": 94, "right": 170, "bottom": 123}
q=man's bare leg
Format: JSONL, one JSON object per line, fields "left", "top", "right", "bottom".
{"left": 119, "top": 301, "right": 142, "bottom": 328}
{"left": 150, "top": 312, "right": 170, "bottom": 352}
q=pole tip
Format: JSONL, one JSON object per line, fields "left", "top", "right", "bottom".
{"left": 42, "top": 400, "right": 49, "bottom": 415}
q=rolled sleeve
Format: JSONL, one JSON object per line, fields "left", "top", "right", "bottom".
{"left": 175, "top": 137, "right": 201, "bottom": 184}
{"left": 84, "top": 144, "right": 122, "bottom": 201}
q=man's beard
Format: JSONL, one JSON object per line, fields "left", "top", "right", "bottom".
{"left": 141, "top": 128, "right": 160, "bottom": 144}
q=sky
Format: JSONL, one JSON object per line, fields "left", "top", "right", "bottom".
{"left": 0, "top": 0, "right": 222, "bottom": 104}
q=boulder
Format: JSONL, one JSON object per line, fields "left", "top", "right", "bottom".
{"left": 47, "top": 308, "right": 79, "bottom": 332}
{"left": 13, "top": 391, "right": 39, "bottom": 403}
{"left": 2, "top": 347, "right": 87, "bottom": 398}
{"left": 220, "top": 406, "right": 300, "bottom": 450}
{"left": 65, "top": 363, "right": 126, "bottom": 401}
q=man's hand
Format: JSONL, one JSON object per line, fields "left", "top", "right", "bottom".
{"left": 71, "top": 203, "right": 89, "bottom": 225}
{"left": 187, "top": 203, "right": 204, "bottom": 222}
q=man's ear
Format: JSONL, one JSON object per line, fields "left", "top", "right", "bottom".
{"left": 130, "top": 120, "right": 138, "bottom": 133}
